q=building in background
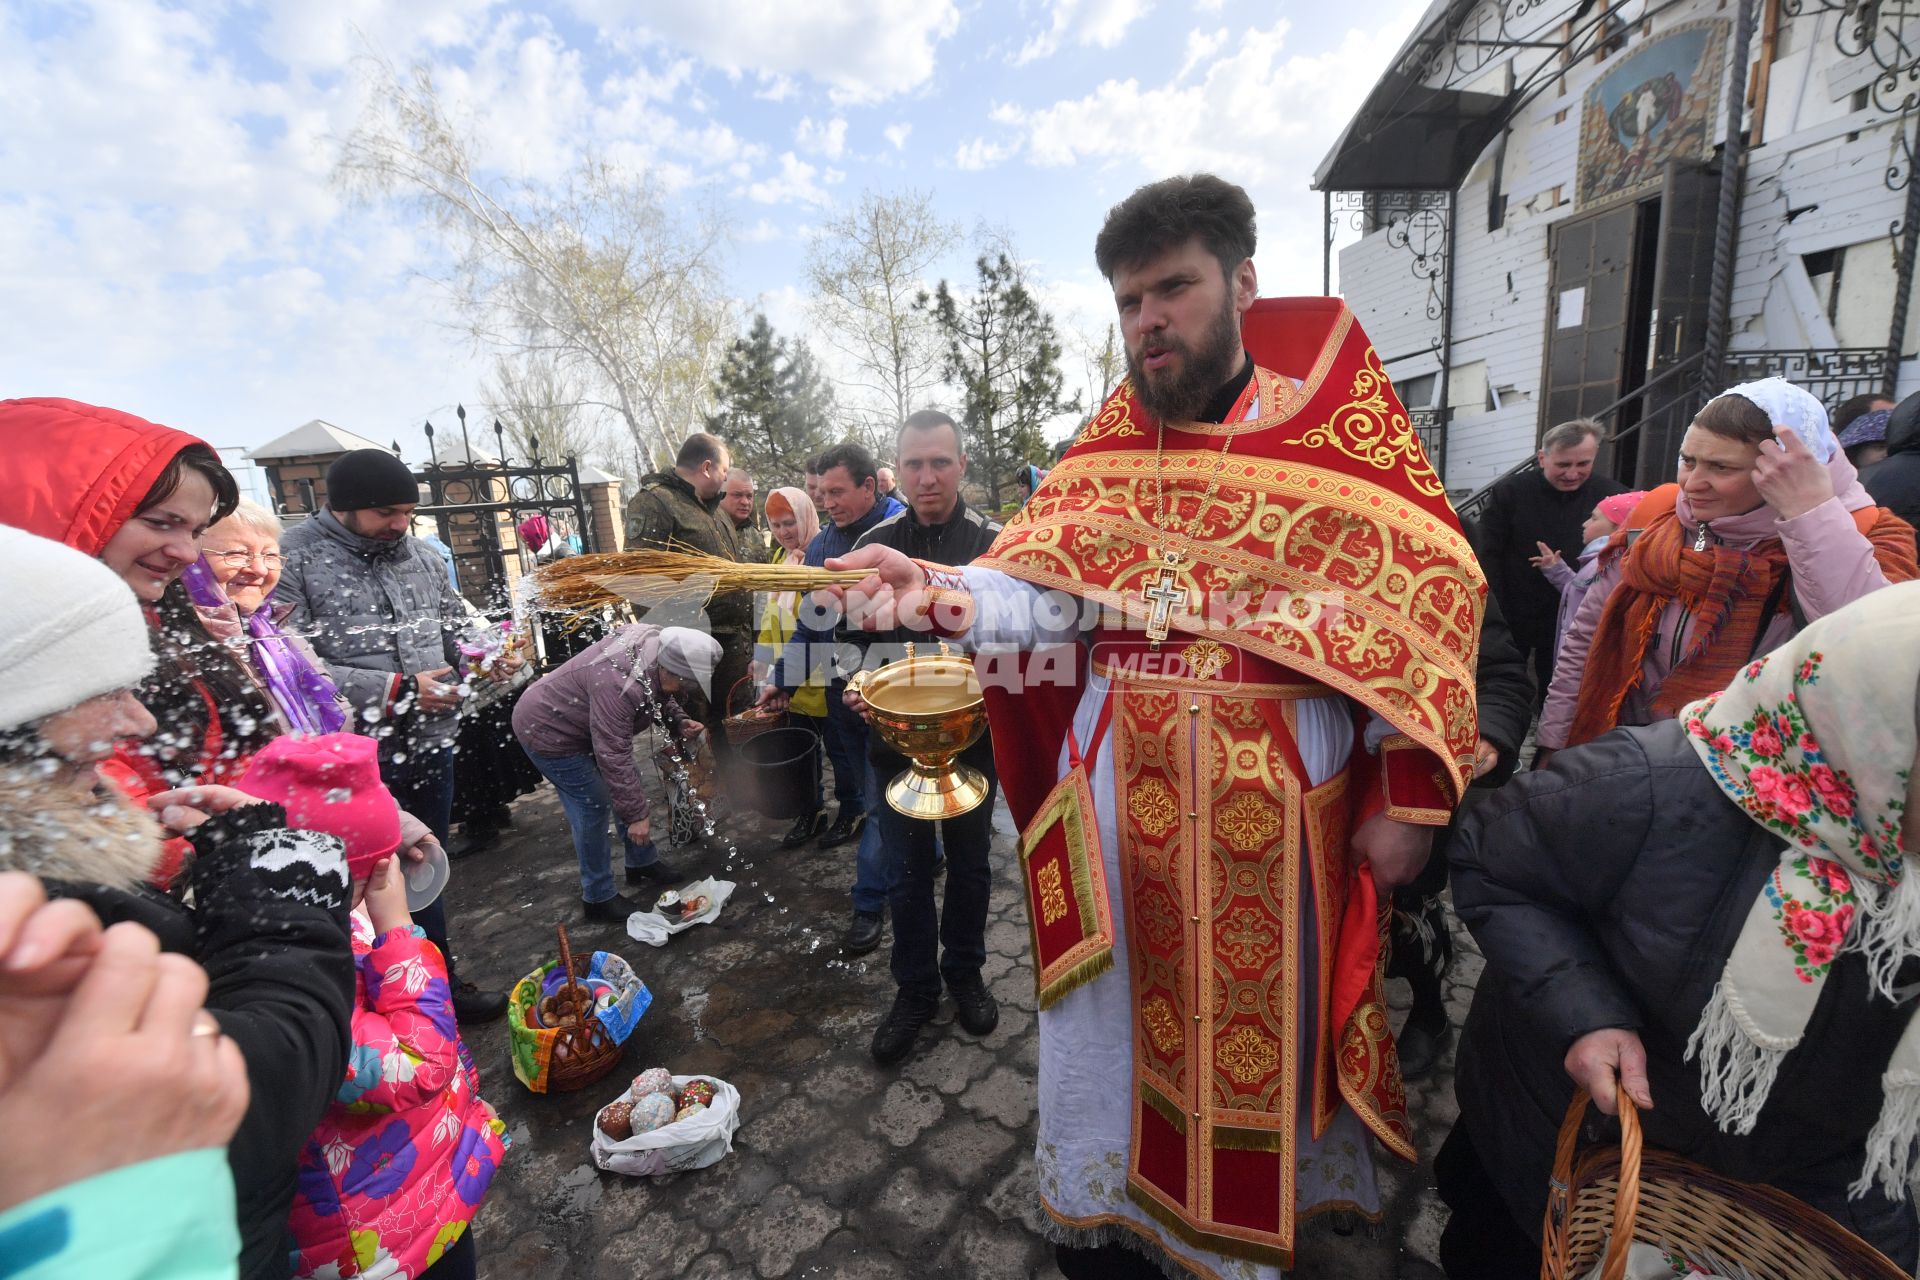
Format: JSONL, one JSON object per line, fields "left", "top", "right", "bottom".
{"left": 1318, "top": 0, "right": 1920, "bottom": 515}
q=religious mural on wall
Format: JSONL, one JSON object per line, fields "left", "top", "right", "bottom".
{"left": 1576, "top": 20, "right": 1729, "bottom": 210}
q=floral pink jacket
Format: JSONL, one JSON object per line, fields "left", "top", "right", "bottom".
{"left": 288, "top": 917, "right": 508, "bottom": 1279}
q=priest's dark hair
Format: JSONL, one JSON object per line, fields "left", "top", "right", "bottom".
{"left": 1094, "top": 173, "right": 1257, "bottom": 281}
{"left": 815, "top": 440, "right": 878, "bottom": 486}
{"left": 675, "top": 432, "right": 728, "bottom": 470}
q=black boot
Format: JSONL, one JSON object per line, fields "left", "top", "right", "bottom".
{"left": 842, "top": 909, "right": 884, "bottom": 955}
{"left": 946, "top": 970, "right": 999, "bottom": 1036}
{"left": 1397, "top": 976, "right": 1453, "bottom": 1081}
{"left": 870, "top": 990, "right": 938, "bottom": 1065}
{"left": 781, "top": 809, "right": 829, "bottom": 848}
{"left": 583, "top": 891, "right": 645, "bottom": 923}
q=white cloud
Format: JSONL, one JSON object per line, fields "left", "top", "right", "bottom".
{"left": 741, "top": 217, "right": 788, "bottom": 242}
{"left": 883, "top": 122, "right": 913, "bottom": 150}
{"left": 795, "top": 116, "right": 849, "bottom": 159}
{"left": 565, "top": 0, "right": 963, "bottom": 103}
{"left": 743, "top": 152, "right": 841, "bottom": 206}
{"left": 1178, "top": 26, "right": 1228, "bottom": 79}
{"left": 954, "top": 137, "right": 1011, "bottom": 170}
{"left": 1015, "top": 0, "right": 1153, "bottom": 64}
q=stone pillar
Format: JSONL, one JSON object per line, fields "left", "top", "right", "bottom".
{"left": 582, "top": 478, "right": 624, "bottom": 554}
{"left": 262, "top": 452, "right": 346, "bottom": 515}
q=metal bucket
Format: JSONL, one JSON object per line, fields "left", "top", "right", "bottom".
{"left": 735, "top": 725, "right": 821, "bottom": 819}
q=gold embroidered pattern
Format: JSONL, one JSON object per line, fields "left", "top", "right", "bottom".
{"left": 1179, "top": 639, "right": 1230, "bottom": 681}
{"left": 1127, "top": 777, "right": 1178, "bottom": 838}
{"left": 1220, "top": 907, "right": 1278, "bottom": 967}
{"left": 1036, "top": 860, "right": 1069, "bottom": 926}
{"left": 1142, "top": 996, "right": 1184, "bottom": 1058}
{"left": 1216, "top": 793, "right": 1282, "bottom": 853}
{"left": 1075, "top": 382, "right": 1145, "bottom": 444}
{"left": 1283, "top": 347, "right": 1445, "bottom": 498}
{"left": 1218, "top": 1024, "right": 1280, "bottom": 1085}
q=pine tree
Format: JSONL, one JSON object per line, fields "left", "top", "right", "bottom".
{"left": 705, "top": 314, "right": 836, "bottom": 484}
{"left": 925, "top": 253, "right": 1079, "bottom": 508}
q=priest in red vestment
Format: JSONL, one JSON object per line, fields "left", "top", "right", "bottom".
{"left": 833, "top": 175, "right": 1485, "bottom": 1279}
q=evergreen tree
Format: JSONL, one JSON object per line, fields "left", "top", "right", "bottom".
{"left": 705, "top": 313, "right": 836, "bottom": 484}
{"left": 925, "top": 253, "right": 1079, "bottom": 508}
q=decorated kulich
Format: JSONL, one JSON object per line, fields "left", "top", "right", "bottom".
{"left": 929, "top": 296, "right": 1486, "bottom": 1269}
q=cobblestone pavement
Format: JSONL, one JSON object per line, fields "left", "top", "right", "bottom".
{"left": 450, "top": 781, "right": 1475, "bottom": 1279}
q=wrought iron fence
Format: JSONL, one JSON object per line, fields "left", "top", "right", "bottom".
{"left": 1721, "top": 348, "right": 1894, "bottom": 413}
{"left": 1409, "top": 408, "right": 1449, "bottom": 477}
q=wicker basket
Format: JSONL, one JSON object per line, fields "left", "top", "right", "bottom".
{"left": 1542, "top": 1089, "right": 1908, "bottom": 1280}
{"left": 508, "top": 925, "right": 647, "bottom": 1094}
{"left": 722, "top": 675, "right": 785, "bottom": 744}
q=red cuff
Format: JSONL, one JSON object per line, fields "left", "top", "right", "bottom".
{"left": 911, "top": 561, "right": 975, "bottom": 638}
{"left": 1379, "top": 735, "right": 1454, "bottom": 826}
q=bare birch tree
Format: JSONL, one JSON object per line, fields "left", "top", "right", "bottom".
{"left": 804, "top": 189, "right": 959, "bottom": 446}
{"left": 480, "top": 352, "right": 603, "bottom": 465}
{"left": 335, "top": 55, "right": 732, "bottom": 468}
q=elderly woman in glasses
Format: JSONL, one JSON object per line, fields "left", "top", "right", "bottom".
{"left": 193, "top": 499, "right": 351, "bottom": 737}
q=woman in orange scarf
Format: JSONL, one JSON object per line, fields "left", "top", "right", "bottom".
{"left": 1539, "top": 377, "right": 1917, "bottom": 757}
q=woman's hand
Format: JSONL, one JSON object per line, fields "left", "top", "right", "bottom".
{"left": 1753, "top": 426, "right": 1835, "bottom": 521}
{"left": 626, "top": 818, "right": 652, "bottom": 846}
{"left": 362, "top": 857, "right": 413, "bottom": 937}
{"left": 678, "top": 720, "right": 705, "bottom": 740}
{"left": 1527, "top": 541, "right": 1562, "bottom": 571}
{"left": 146, "top": 784, "right": 267, "bottom": 835}
{"left": 1471, "top": 737, "right": 1500, "bottom": 780}
{"left": 0, "top": 874, "right": 106, "bottom": 1090}
{"left": 1563, "top": 1027, "right": 1653, "bottom": 1116}
{"left": 755, "top": 685, "right": 790, "bottom": 714}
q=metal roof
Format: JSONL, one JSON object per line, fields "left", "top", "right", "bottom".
{"left": 247, "top": 419, "right": 390, "bottom": 460}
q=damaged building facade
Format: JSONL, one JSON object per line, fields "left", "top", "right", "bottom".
{"left": 1318, "top": 0, "right": 1920, "bottom": 507}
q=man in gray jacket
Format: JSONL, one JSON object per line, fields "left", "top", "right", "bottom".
{"left": 275, "top": 448, "right": 512, "bottom": 1022}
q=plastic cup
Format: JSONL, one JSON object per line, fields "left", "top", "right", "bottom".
{"left": 403, "top": 842, "right": 451, "bottom": 911}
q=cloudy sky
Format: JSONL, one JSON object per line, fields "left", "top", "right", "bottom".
{"left": 2, "top": 0, "right": 1426, "bottom": 471}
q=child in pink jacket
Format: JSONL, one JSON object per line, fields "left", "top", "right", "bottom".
{"left": 241, "top": 735, "right": 508, "bottom": 1280}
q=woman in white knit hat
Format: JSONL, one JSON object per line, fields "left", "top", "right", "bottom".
{"left": 0, "top": 523, "right": 361, "bottom": 1280}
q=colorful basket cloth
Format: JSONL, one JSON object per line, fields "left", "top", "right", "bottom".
{"left": 508, "top": 949, "right": 651, "bottom": 1093}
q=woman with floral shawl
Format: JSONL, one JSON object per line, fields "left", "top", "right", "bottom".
{"left": 1437, "top": 581, "right": 1920, "bottom": 1278}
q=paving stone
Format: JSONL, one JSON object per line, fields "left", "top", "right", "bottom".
{"left": 921, "top": 1114, "right": 1018, "bottom": 1185}
{"left": 867, "top": 1079, "right": 948, "bottom": 1147}
{"left": 735, "top": 1184, "right": 843, "bottom": 1277}
{"left": 791, "top": 1229, "right": 911, "bottom": 1279}
{"left": 934, "top": 1212, "right": 1051, "bottom": 1276}
{"left": 738, "top": 1093, "right": 819, "bottom": 1157}
{"left": 980, "top": 1160, "right": 1045, "bottom": 1233}
{"left": 592, "top": 1210, "right": 713, "bottom": 1280}
{"left": 788, "top": 1129, "right": 888, "bottom": 1193}
{"left": 959, "top": 1064, "right": 1036, "bottom": 1129}
{"left": 901, "top": 1036, "right": 992, "bottom": 1095}
{"left": 870, "top": 1164, "right": 963, "bottom": 1235}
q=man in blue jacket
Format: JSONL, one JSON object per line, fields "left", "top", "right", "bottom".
{"left": 759, "top": 440, "right": 902, "bottom": 950}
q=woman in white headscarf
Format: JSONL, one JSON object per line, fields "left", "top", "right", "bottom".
{"left": 511, "top": 624, "right": 720, "bottom": 921}
{"left": 1438, "top": 582, "right": 1920, "bottom": 1277}
{"left": 1539, "top": 376, "right": 1917, "bottom": 759}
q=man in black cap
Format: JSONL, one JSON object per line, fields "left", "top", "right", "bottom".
{"left": 275, "top": 447, "right": 513, "bottom": 1023}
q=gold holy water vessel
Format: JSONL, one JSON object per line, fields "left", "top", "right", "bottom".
{"left": 850, "top": 641, "right": 990, "bottom": 819}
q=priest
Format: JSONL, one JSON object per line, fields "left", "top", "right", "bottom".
{"left": 832, "top": 175, "right": 1484, "bottom": 1278}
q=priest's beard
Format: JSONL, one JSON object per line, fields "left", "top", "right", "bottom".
{"left": 1126, "top": 293, "right": 1242, "bottom": 423}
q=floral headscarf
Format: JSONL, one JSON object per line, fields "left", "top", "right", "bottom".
{"left": 1680, "top": 580, "right": 1920, "bottom": 1198}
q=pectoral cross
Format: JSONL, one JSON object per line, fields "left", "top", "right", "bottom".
{"left": 1143, "top": 560, "right": 1188, "bottom": 647}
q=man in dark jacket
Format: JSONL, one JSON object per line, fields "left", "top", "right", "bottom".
{"left": 847, "top": 410, "right": 1003, "bottom": 1063}
{"left": 625, "top": 433, "right": 752, "bottom": 745}
{"left": 1388, "top": 592, "right": 1535, "bottom": 1079}
{"left": 1864, "top": 388, "right": 1920, "bottom": 551}
{"left": 276, "top": 448, "right": 511, "bottom": 1023}
{"left": 759, "top": 441, "right": 905, "bottom": 945}
{"left": 1439, "top": 720, "right": 1920, "bottom": 1275}
{"left": 1471, "top": 418, "right": 1626, "bottom": 705}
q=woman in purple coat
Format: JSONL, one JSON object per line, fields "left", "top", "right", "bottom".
{"left": 511, "top": 625, "right": 720, "bottom": 921}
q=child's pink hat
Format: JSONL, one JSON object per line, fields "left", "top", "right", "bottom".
{"left": 238, "top": 734, "right": 401, "bottom": 878}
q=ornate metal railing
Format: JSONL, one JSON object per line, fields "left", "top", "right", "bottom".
{"left": 408, "top": 405, "right": 598, "bottom": 607}
{"left": 1409, "top": 407, "right": 1450, "bottom": 476}
{"left": 1721, "top": 347, "right": 1895, "bottom": 408}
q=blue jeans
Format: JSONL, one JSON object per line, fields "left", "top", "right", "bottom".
{"left": 851, "top": 759, "right": 895, "bottom": 915}
{"left": 521, "top": 746, "right": 661, "bottom": 903}
{"left": 820, "top": 682, "right": 867, "bottom": 810}
{"left": 381, "top": 745, "right": 459, "bottom": 986}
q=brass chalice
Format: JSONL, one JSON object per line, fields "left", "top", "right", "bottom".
{"left": 851, "top": 642, "right": 990, "bottom": 819}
